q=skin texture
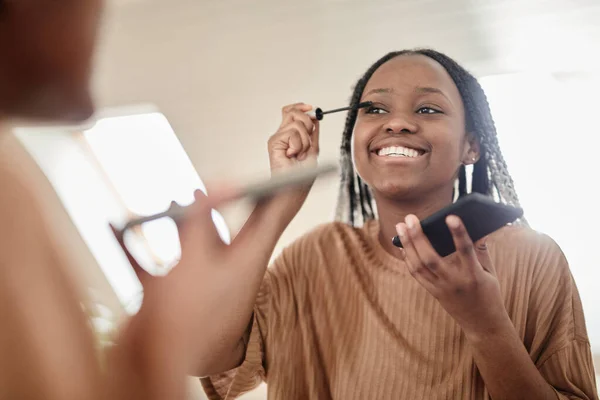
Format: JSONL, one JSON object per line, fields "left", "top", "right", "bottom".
{"left": 352, "top": 55, "right": 480, "bottom": 256}
{"left": 354, "top": 55, "right": 478, "bottom": 203}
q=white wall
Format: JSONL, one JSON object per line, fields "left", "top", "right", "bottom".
{"left": 93, "top": 0, "right": 599, "bottom": 257}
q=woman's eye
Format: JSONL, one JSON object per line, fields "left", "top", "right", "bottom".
{"left": 416, "top": 107, "right": 442, "bottom": 114}
{"left": 365, "top": 106, "right": 388, "bottom": 114}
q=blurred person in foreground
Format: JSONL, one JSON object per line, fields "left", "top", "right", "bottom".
{"left": 0, "top": 1, "right": 291, "bottom": 399}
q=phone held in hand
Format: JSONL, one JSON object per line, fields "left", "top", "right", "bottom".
{"left": 392, "top": 193, "right": 524, "bottom": 257}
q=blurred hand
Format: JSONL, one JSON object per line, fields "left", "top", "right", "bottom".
{"left": 111, "top": 186, "right": 271, "bottom": 371}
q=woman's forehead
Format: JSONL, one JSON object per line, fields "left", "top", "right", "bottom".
{"left": 364, "top": 54, "right": 461, "bottom": 101}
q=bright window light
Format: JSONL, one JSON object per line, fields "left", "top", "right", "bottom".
{"left": 480, "top": 72, "right": 600, "bottom": 352}
{"left": 83, "top": 111, "right": 230, "bottom": 271}
{"left": 16, "top": 109, "right": 231, "bottom": 315}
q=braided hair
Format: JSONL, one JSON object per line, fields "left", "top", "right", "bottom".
{"left": 335, "top": 49, "right": 524, "bottom": 226}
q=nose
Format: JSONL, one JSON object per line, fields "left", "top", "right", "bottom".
{"left": 384, "top": 113, "right": 418, "bottom": 135}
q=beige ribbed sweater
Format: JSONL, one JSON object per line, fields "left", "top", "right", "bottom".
{"left": 202, "top": 221, "right": 597, "bottom": 400}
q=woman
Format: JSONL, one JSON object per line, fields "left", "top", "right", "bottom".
{"left": 0, "top": 1, "right": 281, "bottom": 399}
{"left": 199, "top": 50, "right": 598, "bottom": 399}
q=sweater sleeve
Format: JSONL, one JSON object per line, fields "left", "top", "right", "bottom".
{"left": 539, "top": 339, "right": 597, "bottom": 400}
{"left": 200, "top": 271, "right": 273, "bottom": 399}
{"left": 515, "top": 231, "right": 598, "bottom": 399}
{"left": 199, "top": 223, "right": 321, "bottom": 400}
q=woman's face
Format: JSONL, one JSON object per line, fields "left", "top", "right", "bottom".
{"left": 353, "top": 54, "right": 479, "bottom": 202}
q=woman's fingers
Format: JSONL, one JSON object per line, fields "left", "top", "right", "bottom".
{"left": 446, "top": 215, "right": 483, "bottom": 273}
{"left": 404, "top": 214, "right": 447, "bottom": 278}
{"left": 269, "top": 103, "right": 320, "bottom": 168}
{"left": 110, "top": 223, "right": 154, "bottom": 285}
{"left": 396, "top": 222, "right": 438, "bottom": 285}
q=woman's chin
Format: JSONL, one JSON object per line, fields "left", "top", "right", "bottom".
{"left": 370, "top": 181, "right": 422, "bottom": 202}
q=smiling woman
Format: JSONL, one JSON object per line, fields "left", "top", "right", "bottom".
{"left": 198, "top": 49, "right": 598, "bottom": 400}
{"left": 336, "top": 50, "right": 522, "bottom": 226}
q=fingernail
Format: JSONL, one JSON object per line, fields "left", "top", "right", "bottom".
{"left": 396, "top": 223, "right": 406, "bottom": 238}
{"left": 405, "top": 215, "right": 417, "bottom": 230}
{"left": 397, "top": 248, "right": 407, "bottom": 260}
{"left": 477, "top": 238, "right": 488, "bottom": 250}
{"left": 446, "top": 215, "right": 460, "bottom": 229}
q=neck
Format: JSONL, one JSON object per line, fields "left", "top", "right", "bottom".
{"left": 374, "top": 187, "right": 454, "bottom": 258}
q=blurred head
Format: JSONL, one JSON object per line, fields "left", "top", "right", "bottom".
{"left": 336, "top": 49, "right": 522, "bottom": 225}
{"left": 0, "top": 0, "right": 103, "bottom": 123}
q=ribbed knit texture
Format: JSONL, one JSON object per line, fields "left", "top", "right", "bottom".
{"left": 202, "top": 221, "right": 597, "bottom": 400}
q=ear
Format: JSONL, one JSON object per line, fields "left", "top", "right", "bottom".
{"left": 461, "top": 132, "right": 481, "bottom": 165}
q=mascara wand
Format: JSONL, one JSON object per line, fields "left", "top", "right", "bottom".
{"left": 307, "top": 101, "right": 372, "bottom": 121}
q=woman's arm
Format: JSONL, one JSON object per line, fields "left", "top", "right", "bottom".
{"left": 112, "top": 188, "right": 299, "bottom": 380}
{"left": 463, "top": 318, "right": 558, "bottom": 400}
{"left": 122, "top": 102, "right": 321, "bottom": 378}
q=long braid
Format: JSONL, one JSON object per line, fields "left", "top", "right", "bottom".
{"left": 336, "top": 51, "right": 408, "bottom": 225}
{"left": 335, "top": 49, "right": 526, "bottom": 226}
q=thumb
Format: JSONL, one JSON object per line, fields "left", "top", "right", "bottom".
{"left": 475, "top": 237, "right": 495, "bottom": 275}
{"left": 110, "top": 223, "right": 154, "bottom": 286}
{"left": 178, "top": 186, "right": 239, "bottom": 256}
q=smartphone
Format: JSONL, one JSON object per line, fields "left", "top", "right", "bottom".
{"left": 392, "top": 193, "right": 523, "bottom": 257}
{"left": 121, "top": 162, "right": 338, "bottom": 231}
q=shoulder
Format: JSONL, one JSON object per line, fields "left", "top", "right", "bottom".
{"left": 489, "top": 226, "right": 587, "bottom": 336}
{"left": 487, "top": 225, "right": 567, "bottom": 271}
{"left": 276, "top": 221, "right": 363, "bottom": 263}
{"left": 0, "top": 138, "right": 48, "bottom": 252}
{"left": 0, "top": 135, "right": 61, "bottom": 299}
{"left": 488, "top": 224, "right": 557, "bottom": 249}
{"left": 486, "top": 225, "right": 575, "bottom": 305}
{"left": 0, "top": 133, "right": 58, "bottom": 245}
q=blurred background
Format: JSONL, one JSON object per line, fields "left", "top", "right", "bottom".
{"left": 10, "top": 0, "right": 600, "bottom": 398}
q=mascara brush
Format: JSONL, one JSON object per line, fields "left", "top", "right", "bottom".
{"left": 307, "top": 101, "right": 372, "bottom": 121}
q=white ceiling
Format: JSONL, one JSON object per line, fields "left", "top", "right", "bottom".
{"left": 104, "top": 0, "right": 600, "bottom": 73}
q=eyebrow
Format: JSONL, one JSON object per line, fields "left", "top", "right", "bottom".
{"left": 363, "top": 86, "right": 450, "bottom": 102}
{"left": 363, "top": 88, "right": 394, "bottom": 96}
{"left": 415, "top": 86, "right": 450, "bottom": 101}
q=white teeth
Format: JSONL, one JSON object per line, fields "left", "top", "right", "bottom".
{"left": 377, "top": 146, "right": 421, "bottom": 158}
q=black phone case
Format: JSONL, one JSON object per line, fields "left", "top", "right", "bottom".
{"left": 392, "top": 193, "right": 523, "bottom": 257}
